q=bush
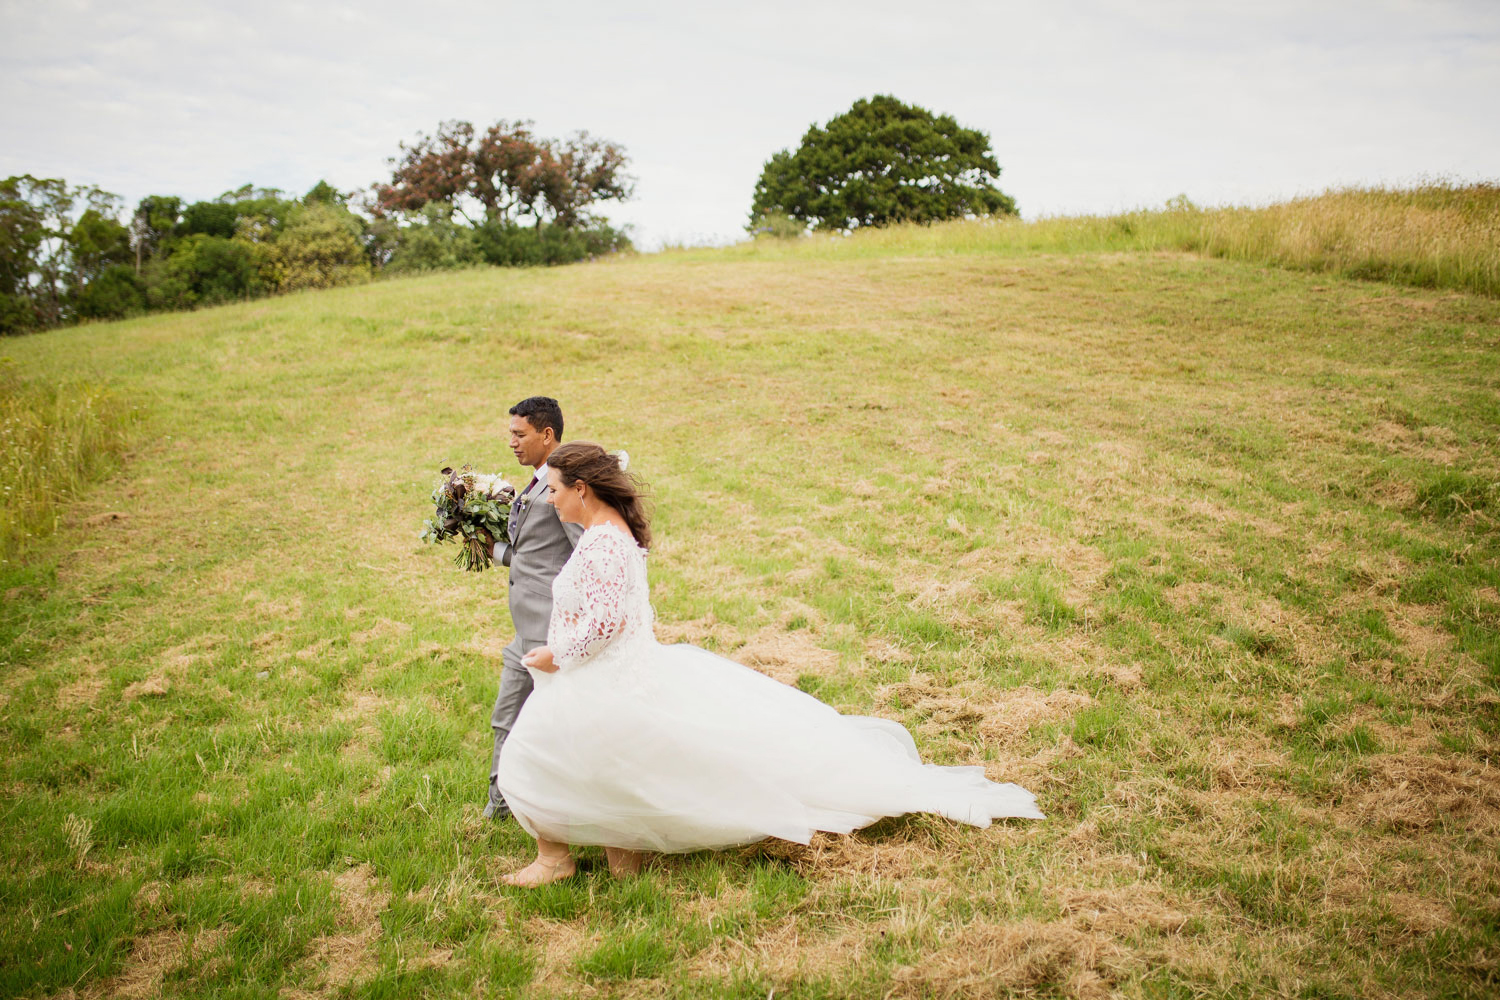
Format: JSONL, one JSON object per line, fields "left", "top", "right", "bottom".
{"left": 0, "top": 293, "right": 34, "bottom": 336}
{"left": 383, "top": 205, "right": 482, "bottom": 274}
{"left": 144, "top": 234, "right": 260, "bottom": 309}
{"left": 277, "top": 204, "right": 371, "bottom": 291}
{"left": 381, "top": 212, "right": 629, "bottom": 273}
{"left": 472, "top": 220, "right": 631, "bottom": 267}
{"left": 73, "top": 264, "right": 146, "bottom": 320}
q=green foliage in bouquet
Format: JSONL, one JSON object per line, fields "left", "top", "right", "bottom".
{"left": 419, "top": 464, "right": 515, "bottom": 571}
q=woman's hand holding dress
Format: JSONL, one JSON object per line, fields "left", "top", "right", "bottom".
{"left": 521, "top": 646, "right": 558, "bottom": 672}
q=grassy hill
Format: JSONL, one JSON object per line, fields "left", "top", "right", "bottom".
{"left": 2, "top": 212, "right": 1499, "bottom": 998}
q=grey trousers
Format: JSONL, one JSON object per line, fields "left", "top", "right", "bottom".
{"left": 488, "top": 634, "right": 545, "bottom": 813}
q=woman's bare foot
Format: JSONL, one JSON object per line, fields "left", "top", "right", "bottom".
{"left": 501, "top": 853, "right": 576, "bottom": 888}
{"left": 604, "top": 846, "right": 644, "bottom": 877}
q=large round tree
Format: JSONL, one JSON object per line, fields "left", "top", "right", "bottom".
{"left": 749, "top": 95, "right": 1017, "bottom": 233}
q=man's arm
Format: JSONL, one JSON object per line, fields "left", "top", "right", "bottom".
{"left": 480, "top": 527, "right": 512, "bottom": 567}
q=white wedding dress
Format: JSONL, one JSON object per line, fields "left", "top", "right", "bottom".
{"left": 495, "top": 525, "right": 1043, "bottom": 853}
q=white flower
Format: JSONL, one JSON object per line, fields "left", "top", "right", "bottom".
{"left": 614, "top": 450, "right": 630, "bottom": 472}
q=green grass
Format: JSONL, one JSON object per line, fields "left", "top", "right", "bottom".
{"left": 1, "top": 217, "right": 1498, "bottom": 998}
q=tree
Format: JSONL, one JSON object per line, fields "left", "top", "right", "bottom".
{"left": 69, "top": 207, "right": 133, "bottom": 285}
{"left": 133, "top": 195, "right": 182, "bottom": 266}
{"left": 180, "top": 201, "right": 239, "bottom": 239}
{"left": 277, "top": 203, "right": 371, "bottom": 291}
{"left": 374, "top": 119, "right": 634, "bottom": 229}
{"left": 749, "top": 95, "right": 1017, "bottom": 232}
{"left": 0, "top": 176, "right": 53, "bottom": 333}
{"left": 538, "top": 132, "right": 632, "bottom": 228}
{"left": 302, "top": 179, "right": 345, "bottom": 206}
{"left": 0, "top": 175, "right": 119, "bottom": 332}
{"left": 67, "top": 206, "right": 135, "bottom": 320}
{"left": 144, "top": 234, "right": 259, "bottom": 310}
{"left": 74, "top": 264, "right": 145, "bottom": 320}
{"left": 0, "top": 175, "right": 74, "bottom": 330}
{"left": 218, "top": 185, "right": 297, "bottom": 231}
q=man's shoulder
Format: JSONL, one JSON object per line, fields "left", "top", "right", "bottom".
{"left": 514, "top": 509, "right": 576, "bottom": 561}
{"left": 520, "top": 500, "right": 569, "bottom": 538}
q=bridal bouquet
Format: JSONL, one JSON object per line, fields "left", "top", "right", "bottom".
{"left": 419, "top": 465, "right": 516, "bottom": 572}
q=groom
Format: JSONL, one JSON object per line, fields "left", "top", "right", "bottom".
{"left": 484, "top": 396, "right": 584, "bottom": 820}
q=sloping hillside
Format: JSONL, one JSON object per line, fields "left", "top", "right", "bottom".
{"left": 3, "top": 241, "right": 1498, "bottom": 998}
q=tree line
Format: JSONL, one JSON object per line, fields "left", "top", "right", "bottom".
{"left": 4, "top": 96, "right": 1019, "bottom": 335}
{"left": 1, "top": 119, "right": 633, "bottom": 335}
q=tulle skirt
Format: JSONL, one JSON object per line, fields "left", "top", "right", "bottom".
{"left": 495, "top": 640, "right": 1043, "bottom": 853}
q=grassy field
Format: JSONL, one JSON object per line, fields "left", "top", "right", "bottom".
{"left": 726, "top": 182, "right": 1500, "bottom": 300}
{"left": 1, "top": 227, "right": 1499, "bottom": 998}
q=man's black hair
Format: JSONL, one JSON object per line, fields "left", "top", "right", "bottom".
{"left": 509, "top": 396, "right": 564, "bottom": 439}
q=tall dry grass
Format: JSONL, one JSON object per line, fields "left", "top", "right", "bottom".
{"left": 0, "top": 359, "right": 137, "bottom": 561}
{"left": 1196, "top": 183, "right": 1500, "bottom": 295}
{"left": 724, "top": 182, "right": 1500, "bottom": 297}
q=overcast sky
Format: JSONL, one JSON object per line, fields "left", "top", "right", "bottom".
{"left": 2, "top": 0, "right": 1497, "bottom": 248}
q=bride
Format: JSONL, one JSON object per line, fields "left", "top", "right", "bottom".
{"left": 495, "top": 442, "right": 1043, "bottom": 887}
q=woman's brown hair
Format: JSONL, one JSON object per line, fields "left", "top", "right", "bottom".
{"left": 548, "top": 442, "right": 652, "bottom": 550}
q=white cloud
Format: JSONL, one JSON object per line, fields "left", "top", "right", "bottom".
{"left": 1, "top": 0, "right": 1496, "bottom": 247}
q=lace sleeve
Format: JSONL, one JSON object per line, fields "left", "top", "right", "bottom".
{"left": 552, "top": 531, "right": 629, "bottom": 669}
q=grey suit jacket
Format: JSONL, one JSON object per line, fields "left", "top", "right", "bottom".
{"left": 500, "top": 470, "right": 584, "bottom": 643}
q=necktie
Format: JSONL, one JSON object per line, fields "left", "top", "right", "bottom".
{"left": 508, "top": 476, "right": 536, "bottom": 547}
